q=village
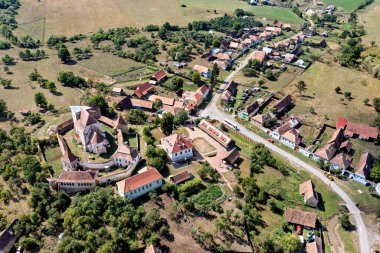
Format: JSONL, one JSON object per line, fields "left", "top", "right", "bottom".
{"left": 0, "top": 1, "right": 379, "bottom": 252}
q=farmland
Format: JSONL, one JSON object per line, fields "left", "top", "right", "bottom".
{"left": 323, "top": 0, "right": 364, "bottom": 12}
{"left": 358, "top": 0, "right": 380, "bottom": 45}
{"left": 15, "top": 0, "right": 243, "bottom": 37}
{"left": 284, "top": 62, "right": 380, "bottom": 126}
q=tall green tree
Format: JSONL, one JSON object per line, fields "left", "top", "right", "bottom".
{"left": 34, "top": 92, "right": 48, "bottom": 108}
{"left": 161, "top": 113, "right": 174, "bottom": 135}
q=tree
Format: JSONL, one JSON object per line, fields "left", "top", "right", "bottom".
{"left": 126, "top": 109, "right": 147, "bottom": 125}
{"left": 192, "top": 71, "right": 201, "bottom": 84}
{"left": 164, "top": 76, "right": 183, "bottom": 91}
{"left": 2, "top": 54, "right": 14, "bottom": 65}
{"left": 264, "top": 69, "right": 275, "bottom": 80}
{"left": 295, "top": 80, "right": 307, "bottom": 95}
{"left": 339, "top": 213, "right": 351, "bottom": 230}
{"left": 0, "top": 99, "right": 8, "bottom": 118}
{"left": 363, "top": 98, "right": 370, "bottom": 105}
{"left": 373, "top": 64, "right": 380, "bottom": 79}
{"left": 57, "top": 71, "right": 87, "bottom": 88}
{"left": 370, "top": 165, "right": 380, "bottom": 182}
{"left": 58, "top": 46, "right": 71, "bottom": 63}
{"left": 210, "top": 63, "right": 219, "bottom": 86}
{"left": 173, "top": 109, "right": 188, "bottom": 125}
{"left": 86, "top": 94, "right": 108, "bottom": 114}
{"left": 374, "top": 98, "right": 380, "bottom": 112}
{"left": 344, "top": 92, "right": 352, "bottom": 99}
{"left": 161, "top": 113, "right": 174, "bottom": 135}
{"left": 29, "top": 69, "right": 41, "bottom": 81}
{"left": 47, "top": 81, "right": 57, "bottom": 94}
{"left": 153, "top": 98, "right": 163, "bottom": 111}
{"left": 371, "top": 40, "right": 376, "bottom": 47}
{"left": 282, "top": 233, "right": 301, "bottom": 253}
{"left": 34, "top": 93, "right": 47, "bottom": 108}
{"left": 0, "top": 78, "right": 12, "bottom": 89}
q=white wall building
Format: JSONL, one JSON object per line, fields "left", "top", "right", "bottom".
{"left": 161, "top": 134, "right": 194, "bottom": 162}
{"left": 117, "top": 168, "right": 163, "bottom": 199}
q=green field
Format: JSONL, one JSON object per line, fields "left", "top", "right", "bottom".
{"left": 193, "top": 184, "right": 223, "bottom": 207}
{"left": 284, "top": 62, "right": 380, "bottom": 126}
{"left": 358, "top": 0, "right": 380, "bottom": 46}
{"left": 323, "top": 0, "right": 364, "bottom": 12}
{"left": 251, "top": 6, "right": 304, "bottom": 24}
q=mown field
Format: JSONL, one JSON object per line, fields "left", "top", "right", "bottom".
{"left": 15, "top": 0, "right": 304, "bottom": 38}
{"left": 323, "top": 0, "right": 364, "bottom": 12}
{"left": 284, "top": 62, "right": 380, "bottom": 126}
{"left": 358, "top": 0, "right": 380, "bottom": 46}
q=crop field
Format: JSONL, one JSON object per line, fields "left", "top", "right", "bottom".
{"left": 323, "top": 0, "right": 364, "bottom": 12}
{"left": 358, "top": 0, "right": 380, "bottom": 45}
{"left": 15, "top": 0, "right": 233, "bottom": 37}
{"left": 16, "top": 0, "right": 304, "bottom": 38}
{"left": 284, "top": 62, "right": 380, "bottom": 126}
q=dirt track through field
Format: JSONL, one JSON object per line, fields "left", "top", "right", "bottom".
{"left": 327, "top": 216, "right": 345, "bottom": 253}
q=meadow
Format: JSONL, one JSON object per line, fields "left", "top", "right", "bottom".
{"left": 284, "top": 62, "right": 380, "bottom": 126}
{"left": 15, "top": 0, "right": 304, "bottom": 38}
{"left": 358, "top": 0, "right": 380, "bottom": 46}
{"left": 323, "top": 0, "right": 364, "bottom": 12}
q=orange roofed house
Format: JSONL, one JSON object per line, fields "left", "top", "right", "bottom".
{"left": 193, "top": 64, "right": 210, "bottom": 78}
{"left": 337, "top": 117, "right": 378, "bottom": 141}
{"left": 299, "top": 180, "right": 319, "bottom": 208}
{"left": 150, "top": 70, "right": 168, "bottom": 85}
{"left": 285, "top": 207, "right": 317, "bottom": 229}
{"left": 182, "top": 85, "right": 210, "bottom": 111}
{"left": 117, "top": 167, "right": 163, "bottom": 199}
{"left": 134, "top": 82, "right": 154, "bottom": 99}
{"left": 161, "top": 134, "right": 194, "bottom": 162}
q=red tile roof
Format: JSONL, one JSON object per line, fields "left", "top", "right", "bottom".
{"left": 57, "top": 171, "right": 97, "bottom": 183}
{"left": 151, "top": 70, "right": 167, "bottom": 81}
{"left": 315, "top": 143, "right": 337, "bottom": 161}
{"left": 355, "top": 152, "right": 373, "bottom": 178}
{"left": 252, "top": 51, "right": 266, "bottom": 63}
{"left": 345, "top": 122, "right": 378, "bottom": 139}
{"left": 161, "top": 134, "right": 194, "bottom": 154}
{"left": 170, "top": 171, "right": 192, "bottom": 185}
{"left": 336, "top": 117, "right": 347, "bottom": 129}
{"left": 117, "top": 168, "right": 163, "bottom": 193}
{"left": 134, "top": 82, "right": 153, "bottom": 98}
{"left": 198, "top": 120, "right": 232, "bottom": 147}
{"left": 130, "top": 98, "right": 153, "bottom": 109}
{"left": 285, "top": 208, "right": 317, "bottom": 228}
{"left": 330, "top": 153, "right": 352, "bottom": 169}
{"left": 148, "top": 95, "right": 175, "bottom": 106}
{"left": 273, "top": 95, "right": 292, "bottom": 113}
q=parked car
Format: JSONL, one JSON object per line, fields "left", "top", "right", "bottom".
{"left": 296, "top": 225, "right": 302, "bottom": 235}
{"left": 267, "top": 138, "right": 275, "bottom": 143}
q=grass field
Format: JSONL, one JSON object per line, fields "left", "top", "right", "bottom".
{"left": 193, "top": 184, "right": 223, "bottom": 207}
{"left": 16, "top": 0, "right": 303, "bottom": 38}
{"left": 251, "top": 6, "right": 304, "bottom": 25}
{"left": 284, "top": 62, "right": 380, "bottom": 126}
{"left": 44, "top": 146, "right": 64, "bottom": 177}
{"left": 77, "top": 53, "right": 145, "bottom": 77}
{"left": 358, "top": 0, "right": 380, "bottom": 45}
{"left": 15, "top": 0, "right": 235, "bottom": 37}
{"left": 323, "top": 0, "right": 364, "bottom": 12}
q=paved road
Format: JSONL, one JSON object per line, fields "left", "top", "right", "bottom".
{"left": 201, "top": 46, "right": 371, "bottom": 253}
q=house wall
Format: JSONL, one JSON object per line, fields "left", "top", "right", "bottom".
{"left": 170, "top": 148, "right": 193, "bottom": 162}
{"left": 270, "top": 131, "right": 281, "bottom": 140}
{"left": 280, "top": 137, "right": 296, "bottom": 149}
{"left": 58, "top": 181, "right": 96, "bottom": 193}
{"left": 238, "top": 112, "right": 249, "bottom": 121}
{"left": 97, "top": 167, "right": 134, "bottom": 185}
{"left": 122, "top": 179, "right": 163, "bottom": 199}
{"left": 78, "top": 160, "right": 115, "bottom": 170}
{"left": 114, "top": 154, "right": 140, "bottom": 168}
{"left": 88, "top": 141, "right": 107, "bottom": 154}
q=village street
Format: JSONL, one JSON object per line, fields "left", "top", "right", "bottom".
{"left": 200, "top": 37, "right": 371, "bottom": 253}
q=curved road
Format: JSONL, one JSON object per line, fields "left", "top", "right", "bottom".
{"left": 201, "top": 49, "right": 371, "bottom": 253}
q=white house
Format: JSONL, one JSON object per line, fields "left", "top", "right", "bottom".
{"left": 71, "top": 106, "right": 108, "bottom": 154}
{"left": 161, "top": 134, "right": 194, "bottom": 162}
{"left": 117, "top": 167, "right": 163, "bottom": 199}
{"left": 112, "top": 129, "right": 140, "bottom": 169}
